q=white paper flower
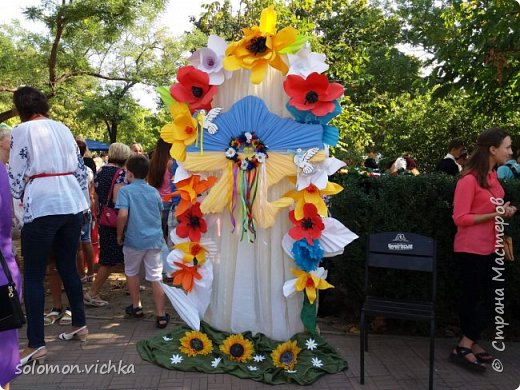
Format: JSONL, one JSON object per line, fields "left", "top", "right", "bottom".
{"left": 189, "top": 35, "right": 232, "bottom": 85}
{"left": 247, "top": 366, "right": 258, "bottom": 371}
{"left": 255, "top": 152, "right": 267, "bottom": 164}
{"left": 305, "top": 338, "right": 318, "bottom": 351}
{"left": 244, "top": 132, "right": 253, "bottom": 143}
{"left": 162, "top": 336, "right": 173, "bottom": 342}
{"left": 225, "top": 147, "right": 237, "bottom": 158}
{"left": 170, "top": 354, "right": 183, "bottom": 365}
{"left": 240, "top": 159, "right": 250, "bottom": 171}
{"left": 253, "top": 354, "right": 266, "bottom": 362}
{"left": 211, "top": 357, "right": 222, "bottom": 368}
{"left": 173, "top": 162, "right": 192, "bottom": 184}
{"left": 287, "top": 43, "right": 329, "bottom": 78}
{"left": 296, "top": 152, "right": 346, "bottom": 191}
{"left": 311, "top": 357, "right": 323, "bottom": 368}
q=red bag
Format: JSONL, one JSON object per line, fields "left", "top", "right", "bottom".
{"left": 99, "top": 205, "right": 118, "bottom": 228}
{"left": 98, "top": 168, "right": 123, "bottom": 228}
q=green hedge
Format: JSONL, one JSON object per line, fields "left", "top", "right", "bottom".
{"left": 326, "top": 172, "right": 520, "bottom": 332}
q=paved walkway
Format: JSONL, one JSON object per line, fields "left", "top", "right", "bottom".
{"left": 10, "top": 315, "right": 520, "bottom": 390}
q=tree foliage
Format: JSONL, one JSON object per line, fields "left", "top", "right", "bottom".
{"left": 396, "top": 0, "right": 520, "bottom": 118}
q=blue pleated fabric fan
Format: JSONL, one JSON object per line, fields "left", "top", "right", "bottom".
{"left": 187, "top": 96, "right": 324, "bottom": 153}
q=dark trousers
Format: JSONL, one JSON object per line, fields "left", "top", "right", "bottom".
{"left": 456, "top": 252, "right": 501, "bottom": 342}
{"left": 22, "top": 213, "right": 86, "bottom": 348}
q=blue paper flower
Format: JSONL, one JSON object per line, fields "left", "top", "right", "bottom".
{"left": 291, "top": 239, "right": 324, "bottom": 272}
{"left": 286, "top": 100, "right": 341, "bottom": 125}
{"left": 286, "top": 101, "right": 341, "bottom": 146}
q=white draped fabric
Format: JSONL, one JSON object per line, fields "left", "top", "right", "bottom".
{"left": 201, "top": 67, "right": 305, "bottom": 340}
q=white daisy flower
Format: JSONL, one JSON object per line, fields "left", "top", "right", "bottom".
{"left": 162, "top": 336, "right": 173, "bottom": 341}
{"left": 253, "top": 354, "right": 266, "bottom": 362}
{"left": 225, "top": 147, "right": 236, "bottom": 158}
{"left": 211, "top": 357, "right": 222, "bottom": 368}
{"left": 244, "top": 132, "right": 253, "bottom": 143}
{"left": 170, "top": 354, "right": 183, "bottom": 365}
{"left": 247, "top": 365, "right": 258, "bottom": 371}
{"left": 255, "top": 152, "right": 267, "bottom": 164}
{"left": 305, "top": 338, "right": 318, "bottom": 351}
{"left": 240, "top": 159, "right": 250, "bottom": 170}
{"left": 311, "top": 357, "right": 323, "bottom": 368}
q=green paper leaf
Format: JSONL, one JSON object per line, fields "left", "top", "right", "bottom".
{"left": 279, "top": 35, "right": 309, "bottom": 54}
{"left": 157, "top": 86, "right": 175, "bottom": 111}
{"left": 301, "top": 294, "right": 317, "bottom": 336}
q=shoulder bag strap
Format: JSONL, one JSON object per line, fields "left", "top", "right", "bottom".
{"left": 0, "top": 249, "right": 15, "bottom": 286}
{"left": 105, "top": 167, "right": 123, "bottom": 206}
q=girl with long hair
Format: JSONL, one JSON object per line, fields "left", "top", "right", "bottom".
{"left": 451, "top": 128, "right": 517, "bottom": 372}
{"left": 147, "top": 138, "right": 175, "bottom": 240}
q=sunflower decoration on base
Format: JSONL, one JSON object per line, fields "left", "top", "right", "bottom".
{"left": 271, "top": 340, "right": 302, "bottom": 371}
{"left": 179, "top": 330, "right": 214, "bottom": 357}
{"left": 219, "top": 334, "right": 255, "bottom": 363}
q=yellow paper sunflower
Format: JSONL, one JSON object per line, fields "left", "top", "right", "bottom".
{"left": 271, "top": 340, "right": 302, "bottom": 370}
{"left": 179, "top": 330, "right": 213, "bottom": 357}
{"left": 174, "top": 242, "right": 208, "bottom": 265}
{"left": 292, "top": 268, "right": 334, "bottom": 305}
{"left": 223, "top": 6, "right": 297, "bottom": 84}
{"left": 219, "top": 334, "right": 254, "bottom": 363}
{"left": 160, "top": 101, "right": 198, "bottom": 161}
{"left": 284, "top": 181, "right": 343, "bottom": 220}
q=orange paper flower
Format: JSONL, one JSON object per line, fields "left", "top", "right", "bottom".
{"left": 172, "top": 262, "right": 202, "bottom": 293}
{"left": 165, "top": 174, "right": 217, "bottom": 217}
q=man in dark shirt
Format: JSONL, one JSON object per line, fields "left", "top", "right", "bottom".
{"left": 435, "top": 139, "right": 465, "bottom": 176}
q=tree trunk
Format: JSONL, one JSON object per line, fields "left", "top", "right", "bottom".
{"left": 0, "top": 109, "right": 17, "bottom": 123}
{"left": 108, "top": 122, "right": 118, "bottom": 144}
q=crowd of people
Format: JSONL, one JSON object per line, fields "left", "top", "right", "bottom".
{"left": 0, "top": 87, "right": 178, "bottom": 389}
{"left": 0, "top": 86, "right": 517, "bottom": 387}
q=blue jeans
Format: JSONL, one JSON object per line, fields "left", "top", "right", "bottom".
{"left": 22, "top": 213, "right": 86, "bottom": 348}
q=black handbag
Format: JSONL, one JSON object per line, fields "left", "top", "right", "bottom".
{"left": 0, "top": 249, "right": 25, "bottom": 331}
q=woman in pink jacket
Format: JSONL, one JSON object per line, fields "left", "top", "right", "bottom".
{"left": 451, "top": 128, "right": 517, "bottom": 372}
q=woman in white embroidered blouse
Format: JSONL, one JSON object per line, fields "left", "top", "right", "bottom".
{"left": 8, "top": 86, "right": 90, "bottom": 365}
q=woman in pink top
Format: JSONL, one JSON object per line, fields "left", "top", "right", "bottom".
{"left": 451, "top": 128, "right": 517, "bottom": 372}
{"left": 148, "top": 139, "right": 174, "bottom": 240}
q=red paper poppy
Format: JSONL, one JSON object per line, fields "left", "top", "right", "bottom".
{"left": 170, "top": 66, "right": 218, "bottom": 113}
{"left": 176, "top": 203, "right": 208, "bottom": 242}
{"left": 172, "top": 262, "right": 202, "bottom": 293}
{"left": 288, "top": 203, "right": 324, "bottom": 245}
{"left": 283, "top": 72, "right": 344, "bottom": 116}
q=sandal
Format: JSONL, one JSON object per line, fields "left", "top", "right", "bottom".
{"left": 125, "top": 304, "right": 144, "bottom": 318}
{"left": 59, "top": 309, "right": 72, "bottom": 326}
{"left": 84, "top": 292, "right": 108, "bottom": 307}
{"left": 44, "top": 308, "right": 63, "bottom": 326}
{"left": 474, "top": 351, "right": 494, "bottom": 363}
{"left": 58, "top": 325, "right": 88, "bottom": 342}
{"left": 156, "top": 313, "right": 170, "bottom": 329}
{"left": 80, "top": 275, "right": 94, "bottom": 283}
{"left": 449, "top": 346, "right": 486, "bottom": 372}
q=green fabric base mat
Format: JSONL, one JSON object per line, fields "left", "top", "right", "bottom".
{"left": 137, "top": 321, "right": 347, "bottom": 385}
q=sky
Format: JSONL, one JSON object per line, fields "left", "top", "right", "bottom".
{"left": 0, "top": 0, "right": 239, "bottom": 36}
